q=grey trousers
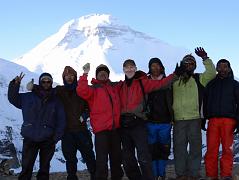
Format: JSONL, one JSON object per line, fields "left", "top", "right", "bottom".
{"left": 173, "top": 119, "right": 202, "bottom": 177}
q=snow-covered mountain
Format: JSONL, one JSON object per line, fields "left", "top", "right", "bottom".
{"left": 14, "top": 13, "right": 201, "bottom": 84}
{"left": 1, "top": 13, "right": 239, "bottom": 174}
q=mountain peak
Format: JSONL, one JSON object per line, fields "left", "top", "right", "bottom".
{"left": 14, "top": 14, "right": 189, "bottom": 83}
{"left": 59, "top": 14, "right": 121, "bottom": 36}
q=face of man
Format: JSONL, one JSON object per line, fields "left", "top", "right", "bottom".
{"left": 96, "top": 71, "right": 109, "bottom": 81}
{"left": 123, "top": 64, "right": 137, "bottom": 79}
{"left": 40, "top": 78, "right": 52, "bottom": 90}
{"left": 64, "top": 74, "right": 75, "bottom": 84}
{"left": 150, "top": 63, "right": 162, "bottom": 77}
{"left": 183, "top": 59, "right": 196, "bottom": 74}
{"left": 217, "top": 62, "right": 231, "bottom": 78}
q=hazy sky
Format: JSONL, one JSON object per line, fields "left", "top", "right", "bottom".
{"left": 1, "top": 0, "right": 239, "bottom": 72}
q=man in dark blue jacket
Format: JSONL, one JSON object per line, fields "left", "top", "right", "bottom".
{"left": 8, "top": 72, "right": 66, "bottom": 180}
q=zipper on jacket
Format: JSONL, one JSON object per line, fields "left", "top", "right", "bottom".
{"left": 103, "top": 85, "right": 115, "bottom": 129}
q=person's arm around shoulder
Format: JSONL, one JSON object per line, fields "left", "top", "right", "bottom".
{"left": 195, "top": 47, "right": 216, "bottom": 86}
{"left": 142, "top": 73, "right": 175, "bottom": 94}
{"left": 8, "top": 72, "right": 25, "bottom": 109}
{"left": 76, "top": 63, "right": 94, "bottom": 100}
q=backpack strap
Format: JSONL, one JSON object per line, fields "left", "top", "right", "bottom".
{"left": 139, "top": 79, "right": 148, "bottom": 112}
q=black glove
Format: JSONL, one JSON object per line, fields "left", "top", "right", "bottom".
{"left": 174, "top": 63, "right": 185, "bottom": 77}
{"left": 195, "top": 47, "right": 208, "bottom": 60}
{"left": 201, "top": 118, "right": 207, "bottom": 131}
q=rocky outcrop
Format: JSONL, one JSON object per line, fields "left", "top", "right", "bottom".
{"left": 0, "top": 126, "right": 20, "bottom": 175}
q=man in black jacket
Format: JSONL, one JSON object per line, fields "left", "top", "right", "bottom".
{"left": 8, "top": 72, "right": 66, "bottom": 180}
{"left": 146, "top": 58, "right": 173, "bottom": 180}
{"left": 60, "top": 66, "right": 96, "bottom": 180}
{"left": 203, "top": 59, "right": 239, "bottom": 180}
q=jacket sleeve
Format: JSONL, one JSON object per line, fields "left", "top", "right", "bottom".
{"left": 166, "top": 87, "right": 174, "bottom": 122}
{"left": 8, "top": 79, "right": 22, "bottom": 109}
{"left": 203, "top": 83, "right": 209, "bottom": 118}
{"left": 199, "top": 58, "right": 216, "bottom": 87}
{"left": 76, "top": 74, "right": 94, "bottom": 100}
{"left": 235, "top": 81, "right": 239, "bottom": 123}
{"left": 142, "top": 73, "right": 175, "bottom": 94}
{"left": 53, "top": 99, "right": 66, "bottom": 143}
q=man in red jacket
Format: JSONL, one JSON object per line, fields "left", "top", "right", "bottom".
{"left": 119, "top": 59, "right": 176, "bottom": 180}
{"left": 76, "top": 63, "right": 123, "bottom": 180}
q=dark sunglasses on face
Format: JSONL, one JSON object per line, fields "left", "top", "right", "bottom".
{"left": 184, "top": 61, "right": 195, "bottom": 66}
{"left": 41, "top": 80, "right": 52, "bottom": 84}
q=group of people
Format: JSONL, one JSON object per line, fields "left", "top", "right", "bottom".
{"left": 7, "top": 47, "right": 239, "bottom": 180}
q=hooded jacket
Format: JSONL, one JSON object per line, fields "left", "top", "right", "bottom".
{"left": 8, "top": 79, "right": 66, "bottom": 142}
{"left": 55, "top": 85, "right": 88, "bottom": 132}
{"left": 203, "top": 75, "right": 239, "bottom": 121}
{"left": 172, "top": 58, "right": 216, "bottom": 121}
{"left": 147, "top": 75, "right": 173, "bottom": 123}
{"left": 76, "top": 74, "right": 121, "bottom": 134}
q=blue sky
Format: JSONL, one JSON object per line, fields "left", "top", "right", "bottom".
{"left": 1, "top": 0, "right": 239, "bottom": 73}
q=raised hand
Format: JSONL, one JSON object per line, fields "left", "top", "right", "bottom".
{"left": 26, "top": 79, "right": 34, "bottom": 91}
{"left": 83, "top": 63, "right": 90, "bottom": 74}
{"left": 195, "top": 47, "right": 208, "bottom": 60}
{"left": 174, "top": 63, "right": 185, "bottom": 77}
{"left": 14, "top": 72, "right": 25, "bottom": 84}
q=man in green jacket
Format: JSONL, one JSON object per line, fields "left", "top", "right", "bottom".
{"left": 172, "top": 47, "right": 216, "bottom": 180}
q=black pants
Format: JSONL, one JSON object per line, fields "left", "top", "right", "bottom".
{"left": 18, "top": 138, "right": 55, "bottom": 180}
{"left": 61, "top": 129, "right": 96, "bottom": 180}
{"left": 120, "top": 124, "right": 154, "bottom": 180}
{"left": 94, "top": 129, "right": 123, "bottom": 180}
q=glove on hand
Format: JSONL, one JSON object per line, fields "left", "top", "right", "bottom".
{"left": 83, "top": 63, "right": 90, "bottom": 74}
{"left": 195, "top": 47, "right": 208, "bottom": 60}
{"left": 26, "top": 79, "right": 34, "bottom": 91}
{"left": 174, "top": 63, "right": 185, "bottom": 77}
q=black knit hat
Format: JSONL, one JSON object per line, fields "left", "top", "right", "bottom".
{"left": 39, "top": 72, "right": 53, "bottom": 84}
{"left": 148, "top": 57, "right": 165, "bottom": 75}
{"left": 95, "top": 64, "right": 110, "bottom": 77}
{"left": 123, "top": 59, "right": 136, "bottom": 67}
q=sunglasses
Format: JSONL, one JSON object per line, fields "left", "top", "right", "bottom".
{"left": 184, "top": 61, "right": 195, "bottom": 66}
{"left": 41, "top": 81, "right": 52, "bottom": 84}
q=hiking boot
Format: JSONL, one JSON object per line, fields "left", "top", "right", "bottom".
{"left": 156, "top": 176, "right": 166, "bottom": 180}
{"left": 221, "top": 177, "right": 232, "bottom": 180}
{"left": 176, "top": 176, "right": 188, "bottom": 180}
{"left": 206, "top": 177, "right": 219, "bottom": 180}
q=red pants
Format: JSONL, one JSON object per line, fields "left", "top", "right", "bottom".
{"left": 205, "top": 117, "right": 236, "bottom": 178}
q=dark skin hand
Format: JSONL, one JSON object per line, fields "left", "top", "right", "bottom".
{"left": 14, "top": 72, "right": 25, "bottom": 84}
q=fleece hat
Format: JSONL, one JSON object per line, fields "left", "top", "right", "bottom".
{"left": 39, "top": 72, "right": 53, "bottom": 84}
{"left": 123, "top": 59, "right": 136, "bottom": 67}
{"left": 148, "top": 57, "right": 165, "bottom": 75}
{"left": 62, "top": 66, "right": 77, "bottom": 79}
{"left": 95, "top": 64, "right": 110, "bottom": 77}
